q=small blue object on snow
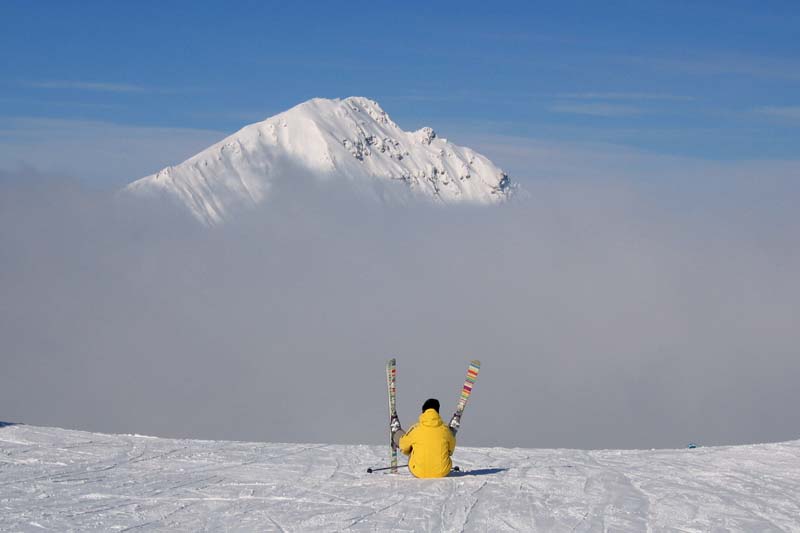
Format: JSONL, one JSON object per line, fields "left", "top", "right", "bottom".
{"left": 687, "top": 443, "right": 698, "bottom": 449}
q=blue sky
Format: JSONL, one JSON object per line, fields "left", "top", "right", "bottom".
{"left": 2, "top": 1, "right": 800, "bottom": 450}
{"left": 1, "top": 0, "right": 799, "bottom": 183}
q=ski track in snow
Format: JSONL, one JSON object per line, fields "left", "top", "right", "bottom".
{"left": 1, "top": 425, "right": 799, "bottom": 531}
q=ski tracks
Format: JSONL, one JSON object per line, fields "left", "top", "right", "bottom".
{"left": 4, "top": 425, "right": 800, "bottom": 531}
{"left": 573, "top": 469, "right": 650, "bottom": 532}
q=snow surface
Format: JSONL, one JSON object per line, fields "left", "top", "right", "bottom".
{"left": 2, "top": 424, "right": 799, "bottom": 531}
{"left": 124, "top": 97, "right": 513, "bottom": 225}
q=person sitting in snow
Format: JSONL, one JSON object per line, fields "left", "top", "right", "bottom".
{"left": 391, "top": 398, "right": 456, "bottom": 478}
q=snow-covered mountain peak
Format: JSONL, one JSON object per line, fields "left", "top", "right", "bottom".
{"left": 124, "top": 96, "right": 513, "bottom": 225}
{"left": 273, "top": 96, "right": 395, "bottom": 128}
{"left": 340, "top": 96, "right": 396, "bottom": 126}
{"left": 415, "top": 126, "right": 437, "bottom": 145}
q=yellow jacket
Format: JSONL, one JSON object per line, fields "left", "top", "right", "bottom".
{"left": 399, "top": 409, "right": 456, "bottom": 478}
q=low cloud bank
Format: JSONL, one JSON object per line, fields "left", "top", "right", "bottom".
{"left": 1, "top": 168, "right": 798, "bottom": 449}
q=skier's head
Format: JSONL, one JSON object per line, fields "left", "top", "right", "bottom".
{"left": 422, "top": 398, "right": 440, "bottom": 413}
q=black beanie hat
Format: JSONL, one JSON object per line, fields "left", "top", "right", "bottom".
{"left": 422, "top": 398, "right": 440, "bottom": 413}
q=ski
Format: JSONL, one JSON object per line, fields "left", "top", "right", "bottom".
{"left": 386, "top": 357, "right": 398, "bottom": 473}
{"left": 449, "top": 359, "right": 480, "bottom": 435}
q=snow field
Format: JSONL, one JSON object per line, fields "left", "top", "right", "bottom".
{"left": 1, "top": 424, "right": 799, "bottom": 531}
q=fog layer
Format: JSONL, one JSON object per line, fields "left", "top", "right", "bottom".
{"left": 1, "top": 168, "right": 798, "bottom": 449}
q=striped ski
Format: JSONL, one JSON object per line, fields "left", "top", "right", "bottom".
{"left": 386, "top": 358, "right": 398, "bottom": 473}
{"left": 449, "top": 359, "right": 480, "bottom": 435}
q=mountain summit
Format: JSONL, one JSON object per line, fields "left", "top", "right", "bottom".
{"left": 124, "top": 97, "right": 513, "bottom": 225}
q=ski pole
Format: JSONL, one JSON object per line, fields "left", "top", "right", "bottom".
{"left": 366, "top": 465, "right": 460, "bottom": 473}
{"left": 367, "top": 464, "right": 408, "bottom": 473}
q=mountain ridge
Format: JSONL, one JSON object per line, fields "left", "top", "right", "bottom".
{"left": 125, "top": 96, "right": 513, "bottom": 225}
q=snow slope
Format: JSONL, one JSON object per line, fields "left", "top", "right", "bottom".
{"left": 124, "top": 97, "right": 513, "bottom": 225}
{"left": 2, "top": 424, "right": 798, "bottom": 531}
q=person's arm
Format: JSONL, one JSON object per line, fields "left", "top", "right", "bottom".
{"left": 399, "top": 426, "right": 415, "bottom": 455}
{"left": 447, "top": 430, "right": 456, "bottom": 456}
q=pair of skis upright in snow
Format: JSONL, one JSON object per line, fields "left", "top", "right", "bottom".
{"left": 377, "top": 358, "right": 480, "bottom": 474}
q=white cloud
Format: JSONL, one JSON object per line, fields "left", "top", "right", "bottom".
{"left": 1, "top": 159, "right": 798, "bottom": 448}
{"left": 464, "top": 133, "right": 800, "bottom": 185}
{"left": 556, "top": 92, "right": 694, "bottom": 102}
{"left": 754, "top": 106, "right": 800, "bottom": 120}
{"left": 620, "top": 54, "right": 800, "bottom": 81}
{"left": 0, "top": 117, "right": 226, "bottom": 185}
{"left": 548, "top": 102, "right": 643, "bottom": 117}
{"left": 23, "top": 80, "right": 150, "bottom": 93}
